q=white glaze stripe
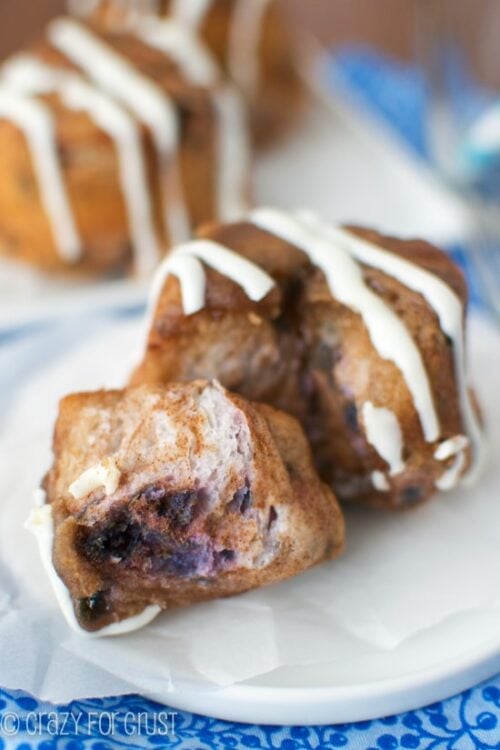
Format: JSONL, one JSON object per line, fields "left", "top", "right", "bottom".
{"left": 362, "top": 402, "right": 405, "bottom": 476}
{"left": 170, "top": 0, "right": 213, "bottom": 28}
{"left": 149, "top": 252, "right": 206, "bottom": 320}
{"left": 2, "top": 56, "right": 160, "bottom": 275}
{"left": 371, "top": 471, "right": 390, "bottom": 492}
{"left": 25, "top": 498, "right": 161, "bottom": 637}
{"left": 434, "top": 435, "right": 469, "bottom": 462}
{"left": 250, "top": 208, "right": 440, "bottom": 443}
{"left": 177, "top": 240, "right": 275, "bottom": 301}
{"left": 214, "top": 87, "right": 250, "bottom": 221}
{"left": 329, "top": 226, "right": 484, "bottom": 483}
{"left": 0, "top": 88, "right": 81, "bottom": 262}
{"left": 228, "top": 0, "right": 272, "bottom": 95}
{"left": 146, "top": 238, "right": 275, "bottom": 336}
{"left": 137, "top": 19, "right": 219, "bottom": 86}
{"left": 49, "top": 18, "right": 188, "bottom": 246}
{"left": 48, "top": 18, "right": 176, "bottom": 154}
{"left": 435, "top": 452, "right": 467, "bottom": 492}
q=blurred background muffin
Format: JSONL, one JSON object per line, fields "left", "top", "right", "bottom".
{"left": 0, "top": 14, "right": 250, "bottom": 276}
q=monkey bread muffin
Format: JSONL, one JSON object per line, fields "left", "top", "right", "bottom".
{"left": 131, "top": 208, "right": 484, "bottom": 510}
{"left": 0, "top": 16, "right": 249, "bottom": 275}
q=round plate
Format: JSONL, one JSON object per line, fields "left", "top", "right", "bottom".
{"left": 1, "top": 314, "right": 499, "bottom": 726}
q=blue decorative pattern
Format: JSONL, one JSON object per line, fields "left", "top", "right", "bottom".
{"left": 1, "top": 48, "right": 499, "bottom": 747}
{"left": 0, "top": 680, "right": 499, "bottom": 748}
{"left": 331, "top": 45, "right": 431, "bottom": 160}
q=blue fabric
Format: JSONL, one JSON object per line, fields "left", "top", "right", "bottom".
{"left": 0, "top": 681, "right": 499, "bottom": 748}
{"left": 331, "top": 46, "right": 431, "bottom": 160}
{"left": 1, "top": 48, "right": 499, "bottom": 747}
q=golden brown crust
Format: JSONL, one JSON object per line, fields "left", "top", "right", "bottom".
{"left": 45, "top": 381, "right": 343, "bottom": 631}
{"left": 132, "top": 221, "right": 474, "bottom": 510}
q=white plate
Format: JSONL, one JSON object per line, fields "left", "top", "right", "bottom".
{"left": 0, "top": 314, "right": 499, "bottom": 725}
{"left": 0, "top": 69, "right": 466, "bottom": 332}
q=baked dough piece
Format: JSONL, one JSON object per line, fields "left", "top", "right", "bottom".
{"left": 69, "top": 0, "right": 306, "bottom": 146}
{"left": 0, "top": 17, "right": 249, "bottom": 275}
{"left": 38, "top": 381, "right": 343, "bottom": 632}
{"left": 131, "top": 208, "right": 484, "bottom": 509}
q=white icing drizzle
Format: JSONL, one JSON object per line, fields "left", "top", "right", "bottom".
{"left": 433, "top": 435, "right": 470, "bottom": 492}
{"left": 176, "top": 239, "right": 275, "bottom": 301}
{"left": 48, "top": 17, "right": 189, "bottom": 245}
{"left": 170, "top": 0, "right": 213, "bottom": 28}
{"left": 434, "top": 435, "right": 469, "bottom": 462}
{"left": 324, "top": 225, "right": 485, "bottom": 486}
{"left": 146, "top": 238, "right": 275, "bottom": 333}
{"left": 213, "top": 86, "right": 250, "bottom": 221}
{"left": 25, "top": 498, "right": 161, "bottom": 637}
{"left": 0, "top": 87, "right": 81, "bottom": 262}
{"left": 228, "top": 0, "right": 272, "bottom": 96}
{"left": 362, "top": 402, "right": 405, "bottom": 476}
{"left": 149, "top": 252, "right": 206, "bottom": 318}
{"left": 136, "top": 18, "right": 219, "bottom": 87}
{"left": 69, "top": 457, "right": 121, "bottom": 499}
{"left": 250, "top": 208, "right": 440, "bottom": 444}
{"left": 435, "top": 452, "right": 467, "bottom": 492}
{"left": 371, "top": 471, "right": 390, "bottom": 492}
{"left": 2, "top": 55, "right": 160, "bottom": 275}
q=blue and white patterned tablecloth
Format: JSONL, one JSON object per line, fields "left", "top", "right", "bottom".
{"left": 0, "top": 680, "right": 498, "bottom": 749}
{"left": 0, "top": 49, "right": 499, "bottom": 748}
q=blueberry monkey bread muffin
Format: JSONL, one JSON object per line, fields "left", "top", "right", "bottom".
{"left": 0, "top": 16, "right": 249, "bottom": 275}
{"left": 131, "top": 208, "right": 484, "bottom": 510}
{"left": 69, "top": 0, "right": 306, "bottom": 146}
{"left": 32, "top": 381, "right": 344, "bottom": 633}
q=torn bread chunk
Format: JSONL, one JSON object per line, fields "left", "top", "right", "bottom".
{"left": 39, "top": 380, "right": 344, "bottom": 633}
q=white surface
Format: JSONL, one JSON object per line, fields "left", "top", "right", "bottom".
{"left": 0, "top": 314, "right": 499, "bottom": 724}
{"left": 0, "top": 76, "right": 468, "bottom": 331}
